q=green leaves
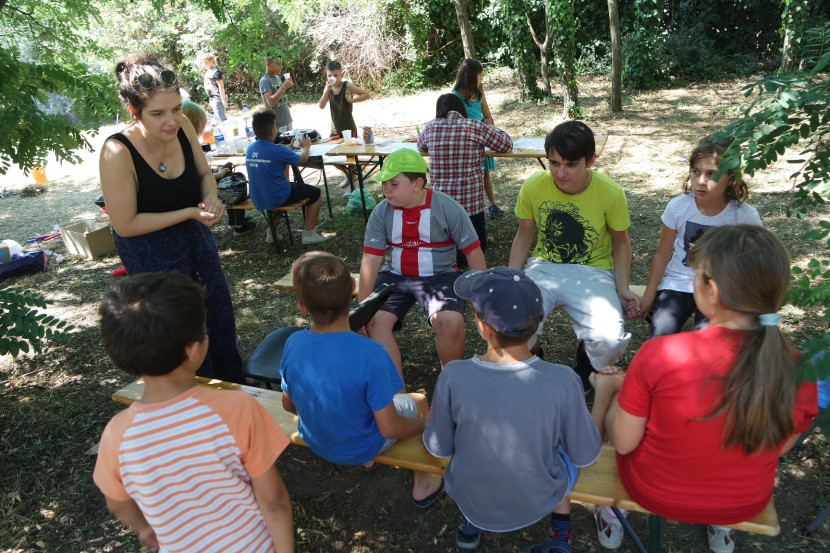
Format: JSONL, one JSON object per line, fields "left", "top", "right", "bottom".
{"left": 0, "top": 283, "right": 74, "bottom": 357}
{"left": 718, "top": 54, "right": 830, "bottom": 392}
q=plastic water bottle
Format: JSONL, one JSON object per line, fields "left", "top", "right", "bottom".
{"left": 243, "top": 104, "right": 255, "bottom": 141}
{"left": 211, "top": 112, "right": 228, "bottom": 154}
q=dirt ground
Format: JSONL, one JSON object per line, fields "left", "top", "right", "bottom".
{"left": 1, "top": 71, "right": 828, "bottom": 552}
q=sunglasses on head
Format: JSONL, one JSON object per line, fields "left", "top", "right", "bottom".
{"left": 134, "top": 70, "right": 177, "bottom": 89}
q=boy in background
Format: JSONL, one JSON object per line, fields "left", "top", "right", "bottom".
{"left": 202, "top": 53, "right": 228, "bottom": 121}
{"left": 508, "top": 120, "right": 639, "bottom": 389}
{"left": 359, "top": 148, "right": 485, "bottom": 374}
{"left": 246, "top": 110, "right": 327, "bottom": 245}
{"left": 424, "top": 267, "right": 602, "bottom": 553}
{"left": 317, "top": 60, "right": 370, "bottom": 191}
{"left": 317, "top": 60, "right": 370, "bottom": 138}
{"left": 260, "top": 54, "right": 293, "bottom": 132}
{"left": 280, "top": 251, "right": 444, "bottom": 506}
{"left": 94, "top": 272, "right": 294, "bottom": 553}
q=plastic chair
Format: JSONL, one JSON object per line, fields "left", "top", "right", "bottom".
{"left": 242, "top": 283, "right": 397, "bottom": 388}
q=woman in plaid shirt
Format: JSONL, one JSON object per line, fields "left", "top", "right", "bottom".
{"left": 417, "top": 93, "right": 512, "bottom": 264}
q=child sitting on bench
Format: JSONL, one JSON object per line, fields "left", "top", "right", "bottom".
{"left": 280, "top": 251, "right": 444, "bottom": 507}
{"left": 94, "top": 272, "right": 295, "bottom": 553}
{"left": 359, "top": 148, "right": 485, "bottom": 374}
{"left": 424, "top": 267, "right": 602, "bottom": 553}
{"left": 591, "top": 225, "right": 818, "bottom": 553}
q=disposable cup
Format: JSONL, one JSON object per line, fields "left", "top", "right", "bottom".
{"left": 342, "top": 130, "right": 353, "bottom": 143}
{"left": 284, "top": 73, "right": 291, "bottom": 81}
{"left": 234, "top": 137, "right": 245, "bottom": 154}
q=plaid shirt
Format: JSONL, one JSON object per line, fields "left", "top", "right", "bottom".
{"left": 417, "top": 111, "right": 512, "bottom": 215}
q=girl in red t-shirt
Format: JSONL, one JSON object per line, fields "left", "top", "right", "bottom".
{"left": 591, "top": 225, "right": 818, "bottom": 553}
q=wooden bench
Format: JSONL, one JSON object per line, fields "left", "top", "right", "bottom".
{"left": 231, "top": 198, "right": 310, "bottom": 254}
{"left": 112, "top": 376, "right": 778, "bottom": 551}
{"left": 274, "top": 270, "right": 647, "bottom": 302}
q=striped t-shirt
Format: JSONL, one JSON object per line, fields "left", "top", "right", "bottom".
{"left": 94, "top": 387, "right": 289, "bottom": 553}
{"left": 363, "top": 188, "right": 480, "bottom": 276}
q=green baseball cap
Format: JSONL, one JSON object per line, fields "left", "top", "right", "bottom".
{"left": 370, "top": 148, "right": 428, "bottom": 182}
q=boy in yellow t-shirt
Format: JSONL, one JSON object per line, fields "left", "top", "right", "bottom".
{"left": 508, "top": 120, "right": 640, "bottom": 389}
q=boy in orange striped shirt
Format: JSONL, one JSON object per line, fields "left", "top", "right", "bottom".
{"left": 94, "top": 272, "right": 295, "bottom": 553}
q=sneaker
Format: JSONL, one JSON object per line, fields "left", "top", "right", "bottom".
{"left": 487, "top": 204, "right": 504, "bottom": 219}
{"left": 523, "top": 537, "right": 571, "bottom": 553}
{"left": 455, "top": 523, "right": 481, "bottom": 550}
{"left": 707, "top": 525, "right": 735, "bottom": 553}
{"left": 338, "top": 177, "right": 351, "bottom": 189}
{"left": 595, "top": 507, "right": 624, "bottom": 549}
{"left": 265, "top": 227, "right": 285, "bottom": 243}
{"left": 301, "top": 230, "right": 327, "bottom": 245}
{"left": 233, "top": 220, "right": 257, "bottom": 234}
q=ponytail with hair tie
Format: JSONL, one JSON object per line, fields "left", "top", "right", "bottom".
{"left": 759, "top": 313, "right": 781, "bottom": 327}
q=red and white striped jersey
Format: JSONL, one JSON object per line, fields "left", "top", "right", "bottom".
{"left": 364, "top": 189, "right": 481, "bottom": 276}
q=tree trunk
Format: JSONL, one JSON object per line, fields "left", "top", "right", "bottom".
{"left": 607, "top": 0, "right": 622, "bottom": 112}
{"left": 526, "top": 10, "right": 552, "bottom": 96}
{"left": 451, "top": 0, "right": 476, "bottom": 60}
{"left": 780, "top": 0, "right": 812, "bottom": 72}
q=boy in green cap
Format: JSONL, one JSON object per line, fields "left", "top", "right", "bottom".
{"left": 359, "top": 148, "right": 486, "bottom": 376}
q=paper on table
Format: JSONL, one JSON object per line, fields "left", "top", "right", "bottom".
{"left": 511, "top": 137, "right": 546, "bottom": 151}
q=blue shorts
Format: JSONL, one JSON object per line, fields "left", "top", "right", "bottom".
{"left": 375, "top": 271, "right": 466, "bottom": 328}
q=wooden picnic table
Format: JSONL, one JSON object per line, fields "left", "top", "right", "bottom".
{"left": 326, "top": 135, "right": 608, "bottom": 221}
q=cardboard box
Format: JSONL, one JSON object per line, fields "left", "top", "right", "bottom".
{"left": 61, "top": 222, "right": 116, "bottom": 259}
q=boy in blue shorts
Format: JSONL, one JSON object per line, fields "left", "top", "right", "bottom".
{"left": 246, "top": 110, "right": 326, "bottom": 245}
{"left": 508, "top": 120, "right": 640, "bottom": 389}
{"left": 424, "top": 267, "right": 602, "bottom": 553}
{"left": 359, "top": 148, "right": 485, "bottom": 374}
{"left": 280, "top": 251, "right": 444, "bottom": 506}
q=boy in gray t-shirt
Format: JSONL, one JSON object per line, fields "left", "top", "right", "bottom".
{"left": 423, "top": 267, "right": 602, "bottom": 553}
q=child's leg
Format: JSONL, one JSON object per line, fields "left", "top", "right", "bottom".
{"left": 484, "top": 170, "right": 496, "bottom": 206}
{"left": 549, "top": 498, "right": 572, "bottom": 542}
{"left": 650, "top": 289, "right": 696, "bottom": 338}
{"left": 412, "top": 470, "right": 443, "bottom": 502}
{"left": 589, "top": 371, "right": 625, "bottom": 440}
{"left": 367, "top": 310, "right": 403, "bottom": 377}
{"left": 429, "top": 310, "right": 465, "bottom": 368}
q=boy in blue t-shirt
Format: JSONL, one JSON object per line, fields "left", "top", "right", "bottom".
{"left": 245, "top": 110, "right": 326, "bottom": 245}
{"left": 280, "top": 251, "right": 444, "bottom": 506}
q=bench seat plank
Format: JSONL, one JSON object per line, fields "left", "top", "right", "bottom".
{"left": 111, "top": 378, "right": 777, "bottom": 536}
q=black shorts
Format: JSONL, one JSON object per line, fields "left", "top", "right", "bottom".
{"left": 281, "top": 181, "right": 320, "bottom": 206}
{"left": 375, "top": 271, "right": 466, "bottom": 329}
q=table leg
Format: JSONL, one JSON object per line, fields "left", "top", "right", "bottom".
{"left": 320, "top": 163, "right": 333, "bottom": 218}
{"left": 354, "top": 156, "right": 369, "bottom": 223}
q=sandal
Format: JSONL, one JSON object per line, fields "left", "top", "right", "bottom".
{"left": 413, "top": 480, "right": 445, "bottom": 509}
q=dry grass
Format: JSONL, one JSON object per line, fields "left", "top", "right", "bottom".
{"left": 1, "top": 72, "right": 828, "bottom": 552}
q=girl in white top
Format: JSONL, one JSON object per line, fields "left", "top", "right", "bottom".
{"left": 638, "top": 136, "right": 761, "bottom": 337}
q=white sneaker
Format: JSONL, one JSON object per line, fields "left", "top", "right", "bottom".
{"left": 338, "top": 177, "right": 351, "bottom": 189}
{"left": 707, "top": 525, "right": 735, "bottom": 553}
{"left": 595, "top": 507, "right": 624, "bottom": 549}
{"left": 301, "top": 230, "right": 327, "bottom": 245}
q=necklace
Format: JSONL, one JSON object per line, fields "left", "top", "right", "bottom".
{"left": 140, "top": 131, "right": 170, "bottom": 173}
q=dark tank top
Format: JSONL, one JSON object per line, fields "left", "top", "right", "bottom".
{"left": 108, "top": 129, "right": 201, "bottom": 213}
{"left": 328, "top": 81, "right": 357, "bottom": 136}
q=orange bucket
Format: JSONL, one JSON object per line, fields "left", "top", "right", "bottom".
{"left": 32, "top": 167, "right": 48, "bottom": 184}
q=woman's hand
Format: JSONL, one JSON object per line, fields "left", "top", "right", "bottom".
{"left": 196, "top": 197, "right": 225, "bottom": 227}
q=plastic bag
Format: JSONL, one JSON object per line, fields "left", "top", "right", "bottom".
{"left": 346, "top": 188, "right": 378, "bottom": 214}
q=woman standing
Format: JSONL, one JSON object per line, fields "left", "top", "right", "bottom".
{"left": 99, "top": 53, "right": 243, "bottom": 382}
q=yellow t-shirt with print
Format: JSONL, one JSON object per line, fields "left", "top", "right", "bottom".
{"left": 514, "top": 170, "right": 630, "bottom": 270}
